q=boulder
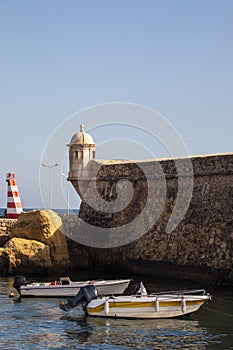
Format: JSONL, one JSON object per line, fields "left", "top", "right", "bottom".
{"left": 0, "top": 210, "right": 71, "bottom": 275}
{"left": 9, "top": 210, "right": 70, "bottom": 267}
{"left": 0, "top": 248, "right": 10, "bottom": 275}
{"left": 0, "top": 234, "right": 9, "bottom": 247}
{"left": 0, "top": 237, "right": 52, "bottom": 274}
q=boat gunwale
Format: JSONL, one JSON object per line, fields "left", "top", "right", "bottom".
{"left": 20, "top": 279, "right": 131, "bottom": 290}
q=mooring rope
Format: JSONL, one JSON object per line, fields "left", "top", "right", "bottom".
{"left": 212, "top": 295, "right": 233, "bottom": 304}
{"left": 203, "top": 305, "right": 233, "bottom": 317}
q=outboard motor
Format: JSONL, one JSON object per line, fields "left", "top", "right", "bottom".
{"left": 60, "top": 285, "right": 98, "bottom": 312}
{"left": 13, "top": 275, "right": 26, "bottom": 295}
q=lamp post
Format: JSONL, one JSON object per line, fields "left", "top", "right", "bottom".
{"left": 61, "top": 172, "right": 70, "bottom": 214}
{"left": 42, "top": 163, "right": 59, "bottom": 209}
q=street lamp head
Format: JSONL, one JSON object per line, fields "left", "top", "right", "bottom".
{"left": 42, "top": 163, "right": 59, "bottom": 168}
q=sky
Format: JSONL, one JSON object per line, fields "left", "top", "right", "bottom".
{"left": 0, "top": 0, "right": 232, "bottom": 209}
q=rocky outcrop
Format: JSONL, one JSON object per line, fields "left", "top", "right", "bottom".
{"left": 0, "top": 210, "right": 70, "bottom": 276}
{"left": 0, "top": 238, "right": 52, "bottom": 275}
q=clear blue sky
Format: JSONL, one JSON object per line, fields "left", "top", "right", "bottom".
{"left": 0, "top": 0, "right": 232, "bottom": 209}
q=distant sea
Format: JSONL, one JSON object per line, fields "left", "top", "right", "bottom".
{"left": 0, "top": 208, "right": 79, "bottom": 218}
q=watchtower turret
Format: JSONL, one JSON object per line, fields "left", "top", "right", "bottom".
{"left": 67, "top": 124, "right": 96, "bottom": 199}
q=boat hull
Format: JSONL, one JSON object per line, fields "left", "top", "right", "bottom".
{"left": 20, "top": 279, "right": 130, "bottom": 297}
{"left": 86, "top": 295, "right": 210, "bottom": 319}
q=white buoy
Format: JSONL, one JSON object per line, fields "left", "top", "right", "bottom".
{"left": 104, "top": 300, "right": 109, "bottom": 315}
{"left": 181, "top": 297, "right": 186, "bottom": 312}
{"left": 155, "top": 298, "right": 159, "bottom": 312}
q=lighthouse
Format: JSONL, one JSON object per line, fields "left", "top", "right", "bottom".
{"left": 6, "top": 172, "right": 23, "bottom": 218}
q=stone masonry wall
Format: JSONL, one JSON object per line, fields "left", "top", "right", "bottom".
{"left": 67, "top": 153, "right": 233, "bottom": 286}
{"left": 0, "top": 219, "right": 17, "bottom": 246}
{"left": 0, "top": 219, "right": 17, "bottom": 234}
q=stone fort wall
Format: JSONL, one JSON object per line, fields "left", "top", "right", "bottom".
{"left": 0, "top": 219, "right": 17, "bottom": 246}
{"left": 66, "top": 152, "right": 233, "bottom": 286}
{"left": 0, "top": 219, "right": 16, "bottom": 234}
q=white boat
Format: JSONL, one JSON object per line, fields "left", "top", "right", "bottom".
{"left": 59, "top": 282, "right": 211, "bottom": 319}
{"left": 12, "top": 275, "right": 131, "bottom": 298}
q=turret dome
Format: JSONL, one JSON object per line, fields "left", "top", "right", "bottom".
{"left": 69, "top": 124, "right": 95, "bottom": 145}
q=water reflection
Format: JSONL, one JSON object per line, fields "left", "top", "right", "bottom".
{"left": 61, "top": 313, "right": 223, "bottom": 349}
{"left": 196, "top": 294, "right": 233, "bottom": 350}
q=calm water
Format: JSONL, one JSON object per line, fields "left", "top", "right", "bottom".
{"left": 1, "top": 277, "right": 233, "bottom": 349}
{"left": 0, "top": 208, "right": 79, "bottom": 218}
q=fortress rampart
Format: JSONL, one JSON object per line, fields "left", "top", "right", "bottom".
{"left": 0, "top": 219, "right": 16, "bottom": 234}
{"left": 65, "top": 152, "right": 233, "bottom": 286}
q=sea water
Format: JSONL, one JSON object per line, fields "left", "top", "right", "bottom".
{"left": 0, "top": 208, "right": 79, "bottom": 218}
{"left": 1, "top": 277, "right": 233, "bottom": 349}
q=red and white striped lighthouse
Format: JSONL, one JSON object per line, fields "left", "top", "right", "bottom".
{"left": 6, "top": 172, "right": 23, "bottom": 218}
